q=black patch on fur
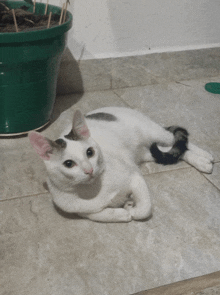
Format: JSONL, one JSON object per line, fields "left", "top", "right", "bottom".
{"left": 48, "top": 138, "right": 66, "bottom": 151}
{"left": 64, "top": 129, "right": 80, "bottom": 141}
{"left": 55, "top": 138, "right": 67, "bottom": 148}
{"left": 150, "top": 126, "right": 189, "bottom": 165}
{"left": 86, "top": 112, "right": 117, "bottom": 122}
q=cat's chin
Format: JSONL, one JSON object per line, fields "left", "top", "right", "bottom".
{"left": 82, "top": 168, "right": 104, "bottom": 185}
{"left": 86, "top": 177, "right": 96, "bottom": 184}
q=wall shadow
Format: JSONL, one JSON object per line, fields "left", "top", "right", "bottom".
{"left": 50, "top": 47, "right": 84, "bottom": 123}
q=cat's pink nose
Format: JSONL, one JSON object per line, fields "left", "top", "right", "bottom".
{"left": 84, "top": 168, "right": 93, "bottom": 175}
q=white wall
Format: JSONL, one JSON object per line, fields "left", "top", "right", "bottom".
{"left": 21, "top": 1, "right": 220, "bottom": 60}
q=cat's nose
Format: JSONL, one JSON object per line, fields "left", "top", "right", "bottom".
{"left": 84, "top": 168, "right": 93, "bottom": 175}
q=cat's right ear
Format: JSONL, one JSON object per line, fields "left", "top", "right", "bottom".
{"left": 29, "top": 131, "right": 53, "bottom": 161}
{"left": 72, "top": 110, "right": 90, "bottom": 139}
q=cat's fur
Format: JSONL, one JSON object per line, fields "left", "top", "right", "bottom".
{"left": 29, "top": 107, "right": 214, "bottom": 222}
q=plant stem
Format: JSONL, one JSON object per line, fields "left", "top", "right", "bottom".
{"left": 33, "top": 0, "right": 36, "bottom": 13}
{"left": 63, "top": 0, "right": 68, "bottom": 23}
{"left": 24, "top": 18, "right": 35, "bottom": 25}
{"left": 12, "top": 9, "right": 19, "bottom": 32}
{"left": 0, "top": 2, "right": 9, "bottom": 10}
{"left": 45, "top": 0, "right": 49, "bottom": 15}
{"left": 47, "top": 11, "right": 52, "bottom": 28}
{"left": 59, "top": 3, "right": 65, "bottom": 25}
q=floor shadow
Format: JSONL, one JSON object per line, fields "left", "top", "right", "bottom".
{"left": 53, "top": 202, "right": 84, "bottom": 220}
{"left": 51, "top": 47, "right": 84, "bottom": 123}
{"left": 51, "top": 92, "right": 83, "bottom": 124}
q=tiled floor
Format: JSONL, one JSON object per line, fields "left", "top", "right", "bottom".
{"left": 1, "top": 73, "right": 220, "bottom": 294}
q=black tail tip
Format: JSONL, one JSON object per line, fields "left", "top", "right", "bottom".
{"left": 150, "top": 126, "right": 189, "bottom": 165}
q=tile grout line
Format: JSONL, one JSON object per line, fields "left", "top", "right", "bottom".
{"left": 0, "top": 191, "right": 50, "bottom": 203}
{"left": 112, "top": 88, "right": 134, "bottom": 108}
{"left": 143, "top": 165, "right": 192, "bottom": 176}
{"left": 202, "top": 174, "right": 220, "bottom": 193}
{"left": 64, "top": 70, "right": 220, "bottom": 95}
{"left": 202, "top": 160, "right": 220, "bottom": 192}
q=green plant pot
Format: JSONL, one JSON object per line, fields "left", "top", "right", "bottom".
{"left": 0, "top": 1, "right": 72, "bottom": 135}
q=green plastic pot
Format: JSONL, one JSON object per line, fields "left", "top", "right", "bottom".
{"left": 0, "top": 1, "right": 72, "bottom": 135}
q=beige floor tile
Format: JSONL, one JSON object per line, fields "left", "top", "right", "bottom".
{"left": 135, "top": 49, "right": 220, "bottom": 83}
{"left": 141, "top": 160, "right": 189, "bottom": 175}
{"left": 1, "top": 168, "right": 220, "bottom": 295}
{"left": 114, "top": 80, "right": 220, "bottom": 161}
{"left": 1, "top": 65, "right": 220, "bottom": 295}
{"left": 204, "top": 162, "right": 220, "bottom": 191}
{"left": 1, "top": 149, "right": 47, "bottom": 200}
{"left": 111, "top": 56, "right": 159, "bottom": 89}
{"left": 80, "top": 59, "right": 112, "bottom": 91}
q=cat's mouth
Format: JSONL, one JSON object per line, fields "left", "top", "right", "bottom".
{"left": 84, "top": 167, "right": 104, "bottom": 184}
{"left": 82, "top": 175, "right": 96, "bottom": 185}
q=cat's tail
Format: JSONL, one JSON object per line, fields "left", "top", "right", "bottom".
{"left": 150, "top": 126, "right": 189, "bottom": 165}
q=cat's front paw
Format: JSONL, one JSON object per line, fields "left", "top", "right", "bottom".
{"left": 124, "top": 200, "right": 134, "bottom": 210}
{"left": 127, "top": 206, "right": 152, "bottom": 221}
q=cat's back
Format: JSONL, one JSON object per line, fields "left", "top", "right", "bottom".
{"left": 86, "top": 107, "right": 148, "bottom": 125}
{"left": 85, "top": 107, "right": 156, "bottom": 150}
{"left": 85, "top": 107, "right": 141, "bottom": 151}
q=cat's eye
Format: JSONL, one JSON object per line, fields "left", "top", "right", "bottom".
{"left": 63, "top": 160, "right": 76, "bottom": 168}
{"left": 86, "top": 147, "right": 95, "bottom": 158}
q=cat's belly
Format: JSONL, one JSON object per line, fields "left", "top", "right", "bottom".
{"left": 107, "top": 190, "right": 132, "bottom": 208}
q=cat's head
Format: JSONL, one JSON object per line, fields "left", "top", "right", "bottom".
{"left": 29, "top": 110, "right": 104, "bottom": 189}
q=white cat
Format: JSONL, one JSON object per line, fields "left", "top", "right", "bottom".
{"left": 29, "top": 107, "right": 214, "bottom": 222}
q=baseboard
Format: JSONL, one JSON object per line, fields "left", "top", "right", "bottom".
{"left": 57, "top": 47, "right": 220, "bottom": 94}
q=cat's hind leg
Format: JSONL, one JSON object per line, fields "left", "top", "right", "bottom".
{"left": 182, "top": 142, "right": 214, "bottom": 173}
{"left": 186, "top": 143, "right": 214, "bottom": 162}
{"left": 127, "top": 172, "right": 152, "bottom": 220}
{"left": 139, "top": 127, "right": 175, "bottom": 163}
{"left": 151, "top": 126, "right": 175, "bottom": 148}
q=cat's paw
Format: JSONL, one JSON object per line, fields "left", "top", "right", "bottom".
{"left": 188, "top": 144, "right": 214, "bottom": 163}
{"left": 126, "top": 206, "right": 152, "bottom": 221}
{"left": 204, "top": 151, "right": 214, "bottom": 162}
{"left": 197, "top": 158, "right": 214, "bottom": 174}
{"left": 124, "top": 211, "right": 133, "bottom": 222}
{"left": 191, "top": 154, "right": 214, "bottom": 174}
{"left": 183, "top": 148, "right": 214, "bottom": 174}
{"left": 116, "top": 209, "right": 132, "bottom": 222}
{"left": 124, "top": 200, "right": 134, "bottom": 210}
{"left": 196, "top": 149, "right": 214, "bottom": 163}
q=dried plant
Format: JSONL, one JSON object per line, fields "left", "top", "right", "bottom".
{"left": 0, "top": 0, "right": 70, "bottom": 33}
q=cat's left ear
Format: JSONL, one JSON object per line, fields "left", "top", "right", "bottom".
{"left": 29, "top": 131, "right": 53, "bottom": 160}
{"left": 72, "top": 109, "right": 90, "bottom": 139}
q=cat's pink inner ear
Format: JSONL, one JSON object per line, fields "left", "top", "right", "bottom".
{"left": 73, "top": 110, "right": 90, "bottom": 139}
{"left": 77, "top": 125, "right": 90, "bottom": 139}
{"left": 29, "top": 131, "right": 52, "bottom": 160}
